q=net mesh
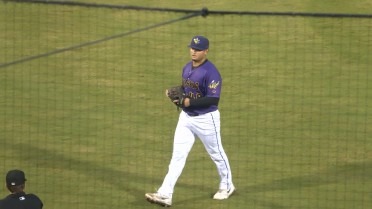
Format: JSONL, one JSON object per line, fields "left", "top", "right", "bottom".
{"left": 0, "top": 1, "right": 371, "bottom": 209}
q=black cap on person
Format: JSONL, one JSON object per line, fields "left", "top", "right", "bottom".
{"left": 6, "top": 169, "right": 27, "bottom": 186}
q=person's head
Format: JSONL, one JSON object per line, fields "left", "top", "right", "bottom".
{"left": 188, "top": 35, "right": 209, "bottom": 63}
{"left": 5, "top": 169, "right": 26, "bottom": 193}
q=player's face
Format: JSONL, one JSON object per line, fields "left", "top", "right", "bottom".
{"left": 190, "top": 48, "right": 208, "bottom": 62}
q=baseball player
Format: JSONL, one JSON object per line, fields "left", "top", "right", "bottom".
{"left": 145, "top": 35, "right": 235, "bottom": 207}
{"left": 0, "top": 169, "right": 43, "bottom": 209}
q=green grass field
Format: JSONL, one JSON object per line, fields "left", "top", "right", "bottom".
{"left": 0, "top": 0, "right": 371, "bottom": 209}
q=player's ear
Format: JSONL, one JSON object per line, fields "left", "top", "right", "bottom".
{"left": 5, "top": 183, "right": 11, "bottom": 192}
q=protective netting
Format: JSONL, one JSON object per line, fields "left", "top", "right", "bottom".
{"left": 0, "top": 1, "right": 371, "bottom": 209}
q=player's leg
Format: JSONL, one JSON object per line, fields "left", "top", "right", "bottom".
{"left": 194, "top": 110, "right": 234, "bottom": 194}
{"left": 156, "top": 111, "right": 195, "bottom": 198}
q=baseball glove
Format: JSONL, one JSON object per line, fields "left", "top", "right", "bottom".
{"left": 166, "top": 85, "right": 187, "bottom": 108}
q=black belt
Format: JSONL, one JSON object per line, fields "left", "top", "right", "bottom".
{"left": 186, "top": 112, "right": 200, "bottom": 117}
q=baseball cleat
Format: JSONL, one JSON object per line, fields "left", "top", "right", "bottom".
{"left": 213, "top": 184, "right": 236, "bottom": 200}
{"left": 145, "top": 192, "right": 172, "bottom": 207}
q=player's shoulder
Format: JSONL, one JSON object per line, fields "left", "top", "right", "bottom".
{"left": 0, "top": 196, "right": 5, "bottom": 202}
{"left": 204, "top": 61, "right": 221, "bottom": 75}
{"left": 183, "top": 61, "right": 193, "bottom": 68}
{"left": 24, "top": 194, "right": 43, "bottom": 208}
{"left": 0, "top": 196, "right": 12, "bottom": 209}
{"left": 25, "top": 193, "right": 42, "bottom": 201}
{"left": 204, "top": 59, "right": 216, "bottom": 67}
{"left": 26, "top": 193, "right": 38, "bottom": 197}
{"left": 204, "top": 60, "right": 219, "bottom": 72}
{"left": 0, "top": 194, "right": 11, "bottom": 203}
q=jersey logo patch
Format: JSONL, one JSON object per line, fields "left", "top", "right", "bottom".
{"left": 19, "top": 196, "right": 26, "bottom": 201}
{"left": 208, "top": 80, "right": 220, "bottom": 89}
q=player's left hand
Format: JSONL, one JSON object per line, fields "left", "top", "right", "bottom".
{"left": 166, "top": 85, "right": 188, "bottom": 108}
{"left": 172, "top": 97, "right": 190, "bottom": 107}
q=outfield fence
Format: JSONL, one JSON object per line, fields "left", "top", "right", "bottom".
{"left": 0, "top": 1, "right": 371, "bottom": 209}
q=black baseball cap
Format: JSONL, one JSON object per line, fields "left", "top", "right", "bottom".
{"left": 6, "top": 169, "right": 27, "bottom": 186}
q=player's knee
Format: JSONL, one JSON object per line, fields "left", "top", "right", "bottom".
{"left": 209, "top": 153, "right": 223, "bottom": 161}
{"left": 172, "top": 152, "right": 189, "bottom": 161}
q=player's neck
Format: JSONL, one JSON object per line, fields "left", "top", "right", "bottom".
{"left": 192, "top": 58, "right": 207, "bottom": 68}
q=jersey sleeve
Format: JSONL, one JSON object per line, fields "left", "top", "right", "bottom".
{"left": 205, "top": 68, "right": 222, "bottom": 98}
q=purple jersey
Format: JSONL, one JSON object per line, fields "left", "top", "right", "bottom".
{"left": 182, "top": 60, "right": 222, "bottom": 116}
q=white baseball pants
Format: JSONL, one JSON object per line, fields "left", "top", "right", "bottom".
{"left": 157, "top": 110, "right": 233, "bottom": 198}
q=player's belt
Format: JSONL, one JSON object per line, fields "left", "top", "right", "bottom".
{"left": 186, "top": 112, "right": 200, "bottom": 117}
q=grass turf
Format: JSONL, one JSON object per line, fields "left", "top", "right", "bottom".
{"left": 0, "top": 1, "right": 371, "bottom": 209}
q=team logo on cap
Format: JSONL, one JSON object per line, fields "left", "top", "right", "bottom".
{"left": 193, "top": 38, "right": 200, "bottom": 44}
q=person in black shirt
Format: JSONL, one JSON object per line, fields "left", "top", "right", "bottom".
{"left": 0, "top": 169, "right": 43, "bottom": 209}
